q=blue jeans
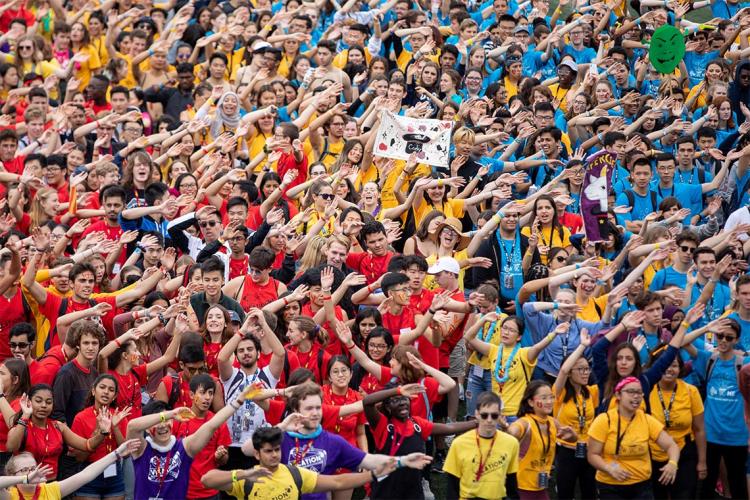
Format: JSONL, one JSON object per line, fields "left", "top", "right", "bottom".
{"left": 465, "top": 366, "right": 493, "bottom": 418}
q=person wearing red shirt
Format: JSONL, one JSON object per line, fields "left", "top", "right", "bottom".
{"left": 78, "top": 185, "right": 127, "bottom": 264}
{"left": 0, "top": 358, "right": 29, "bottom": 472}
{"left": 41, "top": 156, "right": 70, "bottom": 204}
{"left": 6, "top": 384, "right": 109, "bottom": 479}
{"left": 84, "top": 75, "right": 113, "bottom": 116}
{"left": 274, "top": 123, "right": 308, "bottom": 199}
{"left": 33, "top": 335, "right": 77, "bottom": 386}
{"left": 322, "top": 356, "right": 366, "bottom": 451}
{"left": 285, "top": 315, "right": 331, "bottom": 385}
{"left": 224, "top": 247, "right": 287, "bottom": 311}
{"left": 303, "top": 266, "right": 348, "bottom": 356}
{"left": 172, "top": 373, "right": 231, "bottom": 500}
{"left": 155, "top": 342, "right": 225, "bottom": 414}
{"left": 8, "top": 324, "right": 38, "bottom": 380}
{"left": 97, "top": 319, "right": 184, "bottom": 419}
{"left": 70, "top": 374, "right": 131, "bottom": 498}
{"left": 0, "top": 4, "right": 34, "bottom": 32}
{"left": 346, "top": 221, "right": 393, "bottom": 284}
{"left": 0, "top": 250, "right": 28, "bottom": 362}
{"left": 0, "top": 129, "right": 24, "bottom": 199}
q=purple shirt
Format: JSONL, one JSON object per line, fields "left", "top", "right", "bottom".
{"left": 281, "top": 430, "right": 366, "bottom": 500}
{"left": 133, "top": 437, "right": 193, "bottom": 500}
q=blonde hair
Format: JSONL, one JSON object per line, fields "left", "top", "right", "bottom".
{"left": 30, "top": 187, "right": 57, "bottom": 229}
{"left": 296, "top": 236, "right": 327, "bottom": 275}
{"left": 452, "top": 126, "right": 476, "bottom": 145}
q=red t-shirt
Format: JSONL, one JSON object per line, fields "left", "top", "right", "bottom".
{"left": 0, "top": 288, "right": 28, "bottom": 361}
{"left": 0, "top": 7, "right": 34, "bottom": 31}
{"left": 371, "top": 414, "right": 433, "bottom": 452}
{"left": 109, "top": 364, "right": 148, "bottom": 419}
{"left": 265, "top": 399, "right": 342, "bottom": 427}
{"left": 409, "top": 289, "right": 434, "bottom": 315}
{"left": 159, "top": 372, "right": 192, "bottom": 409}
{"left": 0, "top": 398, "right": 20, "bottom": 452}
{"left": 286, "top": 343, "right": 331, "bottom": 385}
{"left": 203, "top": 341, "right": 222, "bottom": 378}
{"left": 276, "top": 152, "right": 308, "bottom": 200}
{"left": 71, "top": 406, "right": 128, "bottom": 461}
{"left": 379, "top": 367, "right": 441, "bottom": 421}
{"left": 228, "top": 254, "right": 249, "bottom": 281}
{"left": 257, "top": 350, "right": 299, "bottom": 389}
{"left": 173, "top": 411, "right": 231, "bottom": 499}
{"left": 435, "top": 288, "right": 468, "bottom": 369}
{"left": 345, "top": 252, "right": 393, "bottom": 284}
{"left": 321, "top": 385, "right": 364, "bottom": 447}
{"left": 33, "top": 345, "right": 68, "bottom": 386}
{"left": 24, "top": 420, "right": 63, "bottom": 478}
{"left": 392, "top": 332, "right": 439, "bottom": 371}
{"left": 39, "top": 293, "right": 118, "bottom": 343}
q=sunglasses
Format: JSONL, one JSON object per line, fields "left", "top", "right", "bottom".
{"left": 716, "top": 333, "right": 737, "bottom": 341}
{"left": 9, "top": 342, "right": 29, "bottom": 349}
{"left": 679, "top": 245, "right": 696, "bottom": 253}
{"left": 19, "top": 45, "right": 33, "bottom": 50}
{"left": 479, "top": 412, "right": 500, "bottom": 420}
{"left": 199, "top": 220, "right": 219, "bottom": 228}
{"left": 319, "top": 193, "right": 335, "bottom": 201}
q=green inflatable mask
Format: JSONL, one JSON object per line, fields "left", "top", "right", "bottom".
{"left": 649, "top": 25, "right": 686, "bottom": 74}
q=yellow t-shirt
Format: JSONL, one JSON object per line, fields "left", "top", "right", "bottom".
{"left": 510, "top": 415, "right": 557, "bottom": 491}
{"left": 90, "top": 35, "right": 109, "bottom": 66}
{"left": 414, "top": 198, "right": 465, "bottom": 228}
{"left": 380, "top": 160, "right": 431, "bottom": 211}
{"left": 443, "top": 429, "right": 519, "bottom": 500}
{"left": 297, "top": 210, "right": 337, "bottom": 236}
{"left": 520, "top": 225, "right": 571, "bottom": 265}
{"left": 468, "top": 313, "right": 509, "bottom": 369}
{"left": 486, "top": 344, "right": 536, "bottom": 416}
{"left": 577, "top": 294, "right": 609, "bottom": 322}
{"left": 588, "top": 408, "right": 664, "bottom": 485}
{"left": 547, "top": 83, "right": 573, "bottom": 113}
{"left": 647, "top": 381, "right": 703, "bottom": 461}
{"left": 72, "top": 44, "right": 102, "bottom": 92}
{"left": 425, "top": 249, "right": 468, "bottom": 291}
{"left": 554, "top": 385, "right": 599, "bottom": 447}
{"left": 10, "top": 483, "right": 61, "bottom": 500}
{"left": 643, "top": 260, "right": 665, "bottom": 290}
{"left": 228, "top": 464, "right": 318, "bottom": 499}
{"left": 332, "top": 47, "right": 373, "bottom": 69}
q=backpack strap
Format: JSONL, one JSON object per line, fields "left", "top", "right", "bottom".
{"left": 625, "top": 190, "right": 635, "bottom": 209}
{"left": 593, "top": 300, "right": 603, "bottom": 319}
{"left": 317, "top": 348, "right": 324, "bottom": 384}
{"left": 167, "top": 374, "right": 181, "bottom": 409}
{"left": 705, "top": 351, "right": 743, "bottom": 386}
{"left": 287, "top": 464, "right": 304, "bottom": 497}
{"left": 242, "top": 475, "right": 255, "bottom": 497}
{"left": 419, "top": 378, "right": 433, "bottom": 422}
{"left": 283, "top": 353, "right": 291, "bottom": 384}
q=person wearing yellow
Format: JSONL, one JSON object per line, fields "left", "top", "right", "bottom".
{"left": 646, "top": 349, "right": 707, "bottom": 499}
{"left": 463, "top": 314, "right": 568, "bottom": 418}
{"left": 296, "top": 179, "right": 337, "bottom": 236}
{"left": 202, "top": 426, "right": 423, "bottom": 499}
{"left": 507, "top": 380, "right": 576, "bottom": 499}
{"left": 587, "top": 377, "right": 680, "bottom": 499}
{"left": 424, "top": 217, "right": 470, "bottom": 290}
{"left": 572, "top": 269, "right": 610, "bottom": 322}
{"left": 443, "top": 392, "right": 519, "bottom": 500}
{"left": 553, "top": 328, "right": 598, "bottom": 500}
{"left": 521, "top": 195, "right": 573, "bottom": 265}
{"left": 69, "top": 21, "right": 102, "bottom": 92}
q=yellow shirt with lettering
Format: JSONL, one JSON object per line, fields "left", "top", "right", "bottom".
{"left": 228, "top": 464, "right": 317, "bottom": 499}
{"left": 588, "top": 408, "right": 664, "bottom": 485}
{"left": 510, "top": 415, "right": 557, "bottom": 491}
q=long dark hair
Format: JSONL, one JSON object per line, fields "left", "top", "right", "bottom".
{"left": 517, "top": 380, "right": 552, "bottom": 417}
{"left": 604, "top": 343, "right": 642, "bottom": 402}
{"left": 85, "top": 374, "right": 119, "bottom": 408}
{"left": 13, "top": 384, "right": 52, "bottom": 425}
{"left": 561, "top": 354, "right": 591, "bottom": 403}
{"left": 3, "top": 359, "right": 30, "bottom": 401}
{"left": 351, "top": 308, "right": 383, "bottom": 347}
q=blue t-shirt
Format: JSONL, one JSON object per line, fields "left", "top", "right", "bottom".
{"left": 615, "top": 189, "right": 658, "bottom": 226}
{"left": 727, "top": 312, "right": 750, "bottom": 353}
{"left": 562, "top": 45, "right": 597, "bottom": 65}
{"left": 692, "top": 350, "right": 750, "bottom": 446}
{"left": 654, "top": 182, "right": 704, "bottom": 220}
{"left": 688, "top": 281, "right": 731, "bottom": 329}
{"left": 282, "top": 430, "right": 366, "bottom": 500}
{"left": 498, "top": 233, "right": 523, "bottom": 301}
{"left": 683, "top": 50, "right": 720, "bottom": 88}
{"left": 649, "top": 266, "right": 688, "bottom": 292}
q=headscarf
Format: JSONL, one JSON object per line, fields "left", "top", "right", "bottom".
{"left": 729, "top": 60, "right": 750, "bottom": 125}
{"left": 614, "top": 376, "right": 641, "bottom": 394}
{"left": 210, "top": 91, "right": 241, "bottom": 138}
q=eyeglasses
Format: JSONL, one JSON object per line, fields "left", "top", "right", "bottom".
{"left": 574, "top": 367, "right": 591, "bottom": 374}
{"left": 199, "top": 220, "right": 219, "bottom": 228}
{"left": 368, "top": 343, "right": 388, "bottom": 350}
{"left": 479, "top": 412, "right": 500, "bottom": 420}
{"left": 330, "top": 368, "right": 350, "bottom": 376}
{"left": 19, "top": 45, "right": 33, "bottom": 51}
{"left": 319, "top": 193, "right": 335, "bottom": 201}
{"left": 679, "top": 245, "right": 696, "bottom": 253}
{"left": 9, "top": 342, "right": 29, "bottom": 350}
{"left": 14, "top": 466, "right": 36, "bottom": 475}
{"left": 621, "top": 389, "right": 644, "bottom": 396}
{"left": 716, "top": 333, "right": 737, "bottom": 341}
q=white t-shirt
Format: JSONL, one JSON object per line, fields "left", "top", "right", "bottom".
{"left": 223, "top": 366, "right": 278, "bottom": 447}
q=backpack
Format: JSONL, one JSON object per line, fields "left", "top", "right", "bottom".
{"left": 700, "top": 351, "right": 743, "bottom": 399}
{"left": 164, "top": 374, "right": 182, "bottom": 410}
{"left": 624, "top": 190, "right": 658, "bottom": 215}
{"left": 243, "top": 463, "right": 303, "bottom": 498}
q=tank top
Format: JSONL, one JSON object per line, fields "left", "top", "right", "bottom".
{"left": 239, "top": 275, "right": 279, "bottom": 311}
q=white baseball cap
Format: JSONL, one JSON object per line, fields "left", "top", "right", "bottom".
{"left": 427, "top": 257, "right": 460, "bottom": 276}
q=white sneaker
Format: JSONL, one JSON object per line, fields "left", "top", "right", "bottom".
{"left": 422, "top": 478, "right": 435, "bottom": 500}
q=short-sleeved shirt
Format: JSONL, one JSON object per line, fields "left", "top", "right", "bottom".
{"left": 173, "top": 412, "right": 232, "bottom": 499}
{"left": 9, "top": 483, "right": 61, "bottom": 500}
{"left": 228, "top": 464, "right": 318, "bottom": 499}
{"left": 71, "top": 406, "right": 128, "bottom": 462}
{"left": 486, "top": 345, "right": 536, "bottom": 416}
{"left": 554, "top": 385, "right": 599, "bottom": 446}
{"left": 588, "top": 408, "right": 664, "bottom": 485}
{"left": 647, "top": 380, "right": 703, "bottom": 461}
{"left": 414, "top": 198, "right": 465, "bottom": 227}
{"left": 443, "top": 429, "right": 519, "bottom": 500}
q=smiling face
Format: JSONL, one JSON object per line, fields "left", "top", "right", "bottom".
{"left": 529, "top": 385, "right": 554, "bottom": 415}
{"left": 616, "top": 381, "right": 644, "bottom": 411}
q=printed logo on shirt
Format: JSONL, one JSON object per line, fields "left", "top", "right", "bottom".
{"left": 289, "top": 446, "right": 327, "bottom": 473}
{"left": 148, "top": 451, "right": 182, "bottom": 483}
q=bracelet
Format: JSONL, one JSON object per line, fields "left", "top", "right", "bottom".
{"left": 85, "top": 438, "right": 93, "bottom": 452}
{"left": 148, "top": 48, "right": 154, "bottom": 56}
{"left": 668, "top": 459, "right": 678, "bottom": 468}
{"left": 114, "top": 339, "right": 122, "bottom": 348}
{"left": 437, "top": 179, "right": 444, "bottom": 187}
{"left": 596, "top": 279, "right": 606, "bottom": 286}
{"left": 428, "top": 308, "right": 437, "bottom": 314}
{"left": 160, "top": 412, "right": 166, "bottom": 423}
{"left": 367, "top": 284, "right": 375, "bottom": 293}
{"left": 397, "top": 457, "right": 403, "bottom": 469}
{"left": 282, "top": 297, "right": 289, "bottom": 306}
{"left": 396, "top": 386, "right": 402, "bottom": 396}
{"left": 346, "top": 343, "right": 355, "bottom": 350}
{"left": 323, "top": 295, "right": 332, "bottom": 301}
{"left": 231, "top": 401, "right": 242, "bottom": 410}
{"left": 491, "top": 214, "right": 502, "bottom": 225}
{"left": 655, "top": 243, "right": 661, "bottom": 249}
{"left": 680, "top": 321, "right": 690, "bottom": 330}
{"left": 158, "top": 313, "right": 168, "bottom": 326}
{"left": 546, "top": 332, "right": 556, "bottom": 342}
{"left": 553, "top": 302, "right": 559, "bottom": 310}
{"left": 232, "top": 469, "right": 239, "bottom": 482}
{"left": 22, "top": 475, "right": 27, "bottom": 484}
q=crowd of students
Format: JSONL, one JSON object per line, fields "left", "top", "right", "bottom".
{"left": 3, "top": 0, "right": 750, "bottom": 498}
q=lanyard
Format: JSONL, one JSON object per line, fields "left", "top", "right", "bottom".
{"left": 615, "top": 413, "right": 633, "bottom": 457}
{"left": 657, "top": 185, "right": 675, "bottom": 198}
{"left": 656, "top": 385, "right": 677, "bottom": 429}
{"left": 293, "top": 438, "right": 314, "bottom": 465}
{"left": 155, "top": 450, "right": 172, "bottom": 498}
{"left": 574, "top": 394, "right": 587, "bottom": 433}
{"left": 478, "top": 307, "right": 503, "bottom": 360}
{"left": 474, "top": 431, "right": 497, "bottom": 481}
{"left": 499, "top": 236, "right": 517, "bottom": 272}
{"left": 493, "top": 343, "right": 520, "bottom": 386}
{"left": 532, "top": 417, "right": 551, "bottom": 460}
{"left": 388, "top": 424, "right": 409, "bottom": 456}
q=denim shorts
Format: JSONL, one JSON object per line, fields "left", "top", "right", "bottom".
{"left": 75, "top": 461, "right": 126, "bottom": 498}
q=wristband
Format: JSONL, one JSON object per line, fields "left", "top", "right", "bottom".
{"left": 546, "top": 332, "right": 556, "bottom": 342}
{"left": 553, "top": 302, "right": 559, "bottom": 310}
{"left": 85, "top": 438, "right": 93, "bottom": 452}
{"left": 323, "top": 295, "right": 332, "bottom": 301}
{"left": 232, "top": 470, "right": 239, "bottom": 482}
{"left": 397, "top": 457, "right": 403, "bottom": 469}
{"left": 680, "top": 321, "right": 690, "bottom": 330}
{"left": 491, "top": 214, "right": 502, "bottom": 224}
{"left": 115, "top": 449, "right": 123, "bottom": 460}
{"left": 596, "top": 279, "right": 606, "bottom": 286}
{"left": 346, "top": 342, "right": 355, "bottom": 350}
{"left": 428, "top": 308, "right": 437, "bottom": 314}
{"left": 23, "top": 475, "right": 27, "bottom": 484}
{"left": 668, "top": 459, "right": 678, "bottom": 468}
{"left": 283, "top": 297, "right": 289, "bottom": 306}
{"left": 437, "top": 179, "right": 444, "bottom": 187}
{"left": 158, "top": 313, "right": 168, "bottom": 326}
{"left": 575, "top": 263, "right": 581, "bottom": 269}
{"left": 148, "top": 48, "right": 154, "bottom": 56}
{"left": 160, "top": 412, "right": 166, "bottom": 423}
{"left": 114, "top": 339, "right": 122, "bottom": 348}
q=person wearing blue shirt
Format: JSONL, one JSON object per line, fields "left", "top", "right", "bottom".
{"left": 615, "top": 158, "right": 659, "bottom": 232}
{"left": 653, "top": 154, "right": 728, "bottom": 222}
{"left": 561, "top": 26, "right": 596, "bottom": 64}
{"left": 684, "top": 249, "right": 732, "bottom": 330}
{"left": 649, "top": 232, "right": 699, "bottom": 293}
{"left": 724, "top": 275, "right": 750, "bottom": 353}
{"left": 685, "top": 317, "right": 750, "bottom": 500}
